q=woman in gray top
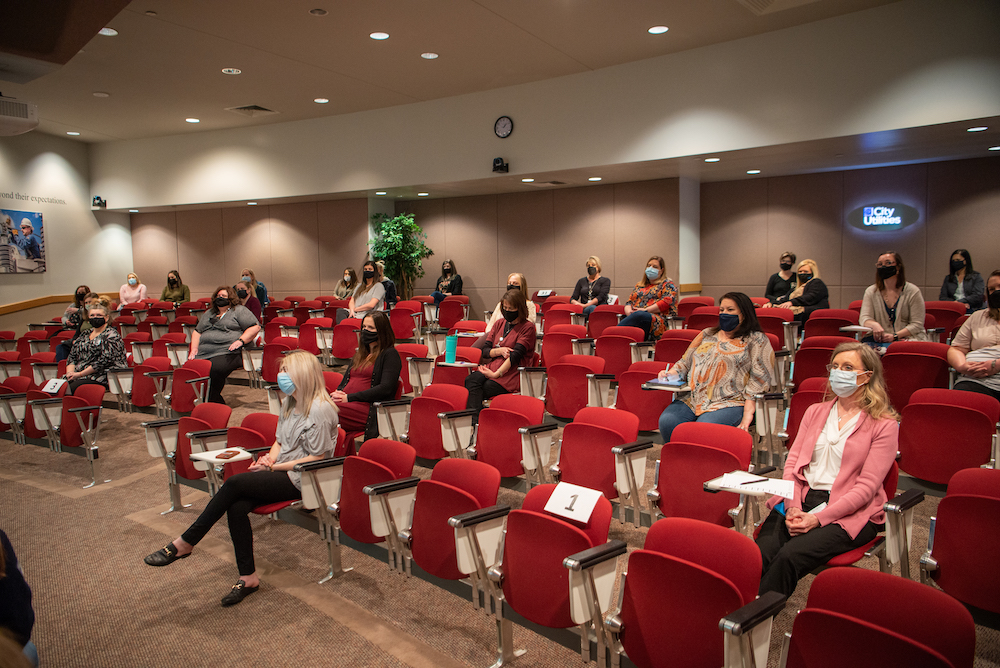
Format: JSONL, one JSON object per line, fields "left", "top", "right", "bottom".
{"left": 859, "top": 251, "right": 926, "bottom": 350}
{"left": 348, "top": 260, "right": 385, "bottom": 318}
{"left": 190, "top": 286, "right": 261, "bottom": 404}
{"left": 143, "top": 351, "right": 339, "bottom": 606}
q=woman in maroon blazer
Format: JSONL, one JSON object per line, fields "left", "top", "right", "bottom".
{"left": 756, "top": 341, "right": 898, "bottom": 597}
{"left": 465, "top": 288, "right": 537, "bottom": 419}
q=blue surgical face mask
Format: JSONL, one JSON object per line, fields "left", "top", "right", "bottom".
{"left": 241, "top": 276, "right": 251, "bottom": 283}
{"left": 128, "top": 277, "right": 137, "bottom": 286}
{"left": 276, "top": 372, "right": 296, "bottom": 395}
{"left": 644, "top": 266, "right": 659, "bottom": 281}
{"left": 718, "top": 313, "right": 740, "bottom": 332}
{"left": 829, "top": 369, "right": 866, "bottom": 398}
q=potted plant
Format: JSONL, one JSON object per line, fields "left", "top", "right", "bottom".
{"left": 368, "top": 212, "right": 434, "bottom": 300}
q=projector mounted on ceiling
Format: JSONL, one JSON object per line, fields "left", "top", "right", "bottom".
{"left": 0, "top": 94, "right": 39, "bottom": 136}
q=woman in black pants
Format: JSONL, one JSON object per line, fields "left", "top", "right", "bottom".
{"left": 189, "top": 286, "right": 261, "bottom": 404}
{"left": 143, "top": 351, "right": 338, "bottom": 606}
{"left": 64, "top": 301, "right": 126, "bottom": 394}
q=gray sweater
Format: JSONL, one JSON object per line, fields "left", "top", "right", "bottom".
{"left": 859, "top": 282, "right": 926, "bottom": 340}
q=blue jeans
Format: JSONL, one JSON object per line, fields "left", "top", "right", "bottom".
{"left": 658, "top": 399, "right": 744, "bottom": 442}
{"left": 582, "top": 304, "right": 597, "bottom": 319}
{"left": 431, "top": 290, "right": 447, "bottom": 305}
{"left": 618, "top": 310, "right": 653, "bottom": 338}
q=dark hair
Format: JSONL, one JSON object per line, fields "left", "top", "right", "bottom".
{"left": 341, "top": 267, "right": 358, "bottom": 289}
{"left": 167, "top": 269, "right": 183, "bottom": 285}
{"left": 441, "top": 259, "right": 457, "bottom": 277}
{"left": 358, "top": 260, "right": 381, "bottom": 290}
{"left": 875, "top": 251, "right": 907, "bottom": 291}
{"left": 710, "top": 292, "right": 763, "bottom": 340}
{"left": 74, "top": 285, "right": 91, "bottom": 307}
{"left": 780, "top": 252, "right": 796, "bottom": 265}
{"left": 501, "top": 288, "right": 528, "bottom": 323}
{"left": 209, "top": 285, "right": 237, "bottom": 313}
{"left": 987, "top": 270, "right": 1000, "bottom": 320}
{"left": 949, "top": 249, "right": 974, "bottom": 276}
{"left": 351, "top": 310, "right": 395, "bottom": 368}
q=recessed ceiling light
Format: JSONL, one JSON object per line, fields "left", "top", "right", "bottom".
{"left": 704, "top": 157, "right": 721, "bottom": 163}
{"left": 66, "top": 131, "right": 80, "bottom": 136}
{"left": 185, "top": 118, "right": 200, "bottom": 123}
{"left": 375, "top": 191, "right": 387, "bottom": 195}
{"left": 309, "top": 8, "right": 328, "bottom": 16}
{"left": 421, "top": 52, "right": 439, "bottom": 60}
{"left": 417, "top": 192, "right": 429, "bottom": 196}
{"left": 521, "top": 178, "right": 534, "bottom": 183}
{"left": 989, "top": 146, "right": 1000, "bottom": 151}
{"left": 747, "top": 169, "right": 761, "bottom": 175}
{"left": 92, "top": 91, "right": 110, "bottom": 98}
{"left": 967, "top": 126, "right": 988, "bottom": 132}
{"left": 314, "top": 98, "right": 330, "bottom": 104}
{"left": 98, "top": 27, "right": 118, "bottom": 36}
{"left": 247, "top": 202, "right": 258, "bottom": 206}
{"left": 588, "top": 177, "right": 602, "bottom": 182}
{"left": 145, "top": 10, "right": 157, "bottom": 16}
{"left": 648, "top": 26, "right": 668, "bottom": 34}
{"left": 221, "top": 68, "right": 241, "bottom": 75}
{"left": 129, "top": 209, "right": 138, "bottom": 213}
{"left": 370, "top": 32, "right": 389, "bottom": 40}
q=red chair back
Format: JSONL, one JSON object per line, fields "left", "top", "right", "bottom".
{"left": 594, "top": 328, "right": 642, "bottom": 380}
{"left": 174, "top": 403, "right": 233, "bottom": 480}
{"left": 882, "top": 350, "right": 951, "bottom": 411}
{"left": 847, "top": 299, "right": 863, "bottom": 313}
{"left": 791, "top": 336, "right": 853, "bottom": 387}
{"left": 339, "top": 439, "right": 416, "bottom": 543}
{"left": 408, "top": 384, "right": 468, "bottom": 459}
{"left": 431, "top": 348, "right": 480, "bottom": 386}
{"left": 685, "top": 306, "right": 719, "bottom": 332}
{"left": 261, "top": 337, "right": 297, "bottom": 384}
{"left": 541, "top": 326, "right": 587, "bottom": 367}
{"left": 802, "top": 309, "right": 860, "bottom": 338}
{"left": 653, "top": 330, "right": 699, "bottom": 364}
{"left": 437, "top": 299, "right": 467, "bottom": 331}
{"left": 755, "top": 308, "right": 794, "bottom": 349}
{"left": 331, "top": 319, "right": 361, "bottom": 360}
{"left": 558, "top": 422, "right": 629, "bottom": 499}
{"left": 474, "top": 395, "right": 544, "bottom": 477}
{"left": 543, "top": 304, "right": 583, "bottom": 333}
{"left": 545, "top": 355, "right": 606, "bottom": 419}
{"left": 615, "top": 362, "right": 671, "bottom": 431}
{"left": 924, "top": 301, "right": 968, "bottom": 343}
{"left": 587, "top": 305, "right": 624, "bottom": 338}
{"left": 263, "top": 316, "right": 297, "bottom": 344}
{"left": 297, "top": 317, "right": 332, "bottom": 355}
{"left": 539, "top": 295, "right": 571, "bottom": 316}
{"left": 395, "top": 343, "right": 428, "bottom": 395}
{"left": 785, "top": 378, "right": 829, "bottom": 445}
{"left": 17, "top": 331, "right": 48, "bottom": 359}
{"left": 48, "top": 330, "right": 76, "bottom": 353}
{"left": 677, "top": 297, "right": 714, "bottom": 320}
{"left": 151, "top": 332, "right": 187, "bottom": 359}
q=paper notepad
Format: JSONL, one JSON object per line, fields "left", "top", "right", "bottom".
{"left": 716, "top": 471, "right": 795, "bottom": 499}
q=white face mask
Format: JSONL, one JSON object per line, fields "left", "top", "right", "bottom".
{"left": 829, "top": 368, "right": 867, "bottom": 398}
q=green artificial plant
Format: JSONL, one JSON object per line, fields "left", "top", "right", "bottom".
{"left": 368, "top": 212, "right": 434, "bottom": 300}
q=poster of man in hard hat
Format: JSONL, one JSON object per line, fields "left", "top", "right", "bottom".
{"left": 1, "top": 209, "right": 45, "bottom": 273}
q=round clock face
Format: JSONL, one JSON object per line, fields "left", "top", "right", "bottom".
{"left": 494, "top": 115, "right": 513, "bottom": 138}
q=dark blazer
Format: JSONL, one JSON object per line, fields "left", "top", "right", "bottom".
{"left": 337, "top": 347, "right": 402, "bottom": 440}
{"left": 765, "top": 272, "right": 794, "bottom": 303}
{"left": 571, "top": 276, "right": 611, "bottom": 305}
{"left": 940, "top": 272, "right": 985, "bottom": 310}
{"left": 788, "top": 278, "right": 829, "bottom": 320}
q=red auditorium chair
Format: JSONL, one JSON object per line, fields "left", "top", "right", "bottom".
{"left": 262, "top": 336, "right": 298, "bottom": 384}
{"left": 168, "top": 359, "right": 212, "bottom": 414}
{"left": 137, "top": 315, "right": 169, "bottom": 340}
{"left": 48, "top": 330, "right": 75, "bottom": 353}
{"left": 0, "top": 331, "right": 16, "bottom": 352}
{"left": 791, "top": 335, "right": 853, "bottom": 389}
{"left": 881, "top": 341, "right": 951, "bottom": 411}
{"left": 322, "top": 299, "right": 351, "bottom": 321}
{"left": 685, "top": 305, "right": 719, "bottom": 332}
{"left": 676, "top": 296, "right": 714, "bottom": 321}
{"left": 151, "top": 332, "right": 189, "bottom": 366}
{"left": 437, "top": 296, "right": 469, "bottom": 331}
{"left": 653, "top": 329, "right": 699, "bottom": 364}
{"left": 395, "top": 343, "right": 428, "bottom": 395}
{"left": 847, "top": 299, "right": 863, "bottom": 313}
{"left": 466, "top": 394, "right": 546, "bottom": 477}
{"left": 924, "top": 300, "right": 968, "bottom": 344}
{"left": 543, "top": 303, "right": 584, "bottom": 333}
{"left": 374, "top": 383, "right": 468, "bottom": 460}
{"left": 756, "top": 307, "right": 797, "bottom": 354}
{"left": 389, "top": 303, "right": 422, "bottom": 342}
{"left": 17, "top": 331, "right": 49, "bottom": 358}
{"left": 27, "top": 383, "right": 108, "bottom": 487}
{"left": 292, "top": 300, "right": 324, "bottom": 325}
{"left": 785, "top": 568, "right": 974, "bottom": 668}
{"left": 297, "top": 317, "right": 332, "bottom": 356}
{"left": 802, "top": 308, "right": 859, "bottom": 338}
{"left": 322, "top": 371, "right": 343, "bottom": 394}
{"left": 540, "top": 324, "right": 588, "bottom": 367}
{"left": 613, "top": 360, "right": 672, "bottom": 431}
{"left": 263, "top": 316, "right": 297, "bottom": 343}
{"left": 587, "top": 304, "right": 624, "bottom": 338}
{"left": 330, "top": 318, "right": 361, "bottom": 361}
{"left": 544, "top": 354, "right": 606, "bottom": 419}
{"left": 749, "top": 297, "right": 769, "bottom": 306}
{"left": 591, "top": 325, "right": 644, "bottom": 381}
{"left": 430, "top": 347, "right": 480, "bottom": 386}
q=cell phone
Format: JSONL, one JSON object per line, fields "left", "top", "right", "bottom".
{"left": 215, "top": 450, "right": 239, "bottom": 460}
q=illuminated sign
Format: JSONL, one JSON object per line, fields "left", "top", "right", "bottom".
{"left": 846, "top": 203, "right": 919, "bottom": 231}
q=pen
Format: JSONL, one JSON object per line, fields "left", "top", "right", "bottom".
{"left": 740, "top": 478, "right": 768, "bottom": 485}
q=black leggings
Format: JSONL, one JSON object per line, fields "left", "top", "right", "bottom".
{"left": 68, "top": 378, "right": 107, "bottom": 395}
{"left": 181, "top": 471, "right": 300, "bottom": 576}
{"left": 465, "top": 371, "right": 509, "bottom": 420}
{"left": 954, "top": 380, "right": 1000, "bottom": 403}
{"left": 207, "top": 352, "right": 243, "bottom": 404}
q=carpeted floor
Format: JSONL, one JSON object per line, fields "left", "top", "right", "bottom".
{"left": 1, "top": 374, "right": 998, "bottom": 667}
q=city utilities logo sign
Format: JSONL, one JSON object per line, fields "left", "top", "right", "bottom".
{"left": 847, "top": 203, "right": 919, "bottom": 230}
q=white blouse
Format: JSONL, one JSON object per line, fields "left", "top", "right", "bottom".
{"left": 803, "top": 405, "right": 861, "bottom": 491}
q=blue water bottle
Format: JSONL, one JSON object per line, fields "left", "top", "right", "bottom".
{"left": 445, "top": 335, "right": 458, "bottom": 364}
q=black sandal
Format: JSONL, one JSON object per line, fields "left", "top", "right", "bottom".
{"left": 143, "top": 542, "right": 190, "bottom": 567}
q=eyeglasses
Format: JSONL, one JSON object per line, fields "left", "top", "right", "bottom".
{"left": 826, "top": 364, "right": 870, "bottom": 373}
{"left": 875, "top": 261, "right": 896, "bottom": 268}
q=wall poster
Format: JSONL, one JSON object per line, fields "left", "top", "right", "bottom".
{"left": 1, "top": 209, "right": 45, "bottom": 273}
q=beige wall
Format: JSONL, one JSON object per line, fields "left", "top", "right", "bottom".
{"left": 700, "top": 157, "right": 1000, "bottom": 307}
{"left": 402, "top": 179, "right": 680, "bottom": 316}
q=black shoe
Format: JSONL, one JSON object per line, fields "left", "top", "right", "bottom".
{"left": 144, "top": 542, "right": 190, "bottom": 567}
{"left": 221, "top": 579, "right": 259, "bottom": 607}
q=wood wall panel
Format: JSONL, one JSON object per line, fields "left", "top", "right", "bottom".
{"left": 701, "top": 179, "right": 767, "bottom": 299}
{"left": 768, "top": 172, "right": 843, "bottom": 286}
{"left": 269, "top": 202, "right": 321, "bottom": 296}
{"left": 318, "top": 199, "right": 370, "bottom": 293}
{"left": 404, "top": 199, "right": 446, "bottom": 293}
{"left": 553, "top": 185, "right": 614, "bottom": 289}
{"left": 222, "top": 207, "right": 273, "bottom": 295}
{"left": 129, "top": 212, "right": 177, "bottom": 294}
{"left": 175, "top": 209, "right": 225, "bottom": 297}
{"left": 613, "top": 179, "right": 680, "bottom": 302}
{"left": 441, "top": 196, "right": 498, "bottom": 315}
{"left": 497, "top": 190, "right": 554, "bottom": 303}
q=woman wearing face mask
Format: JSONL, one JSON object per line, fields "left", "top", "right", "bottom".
{"left": 756, "top": 341, "right": 897, "bottom": 598}
{"left": 62, "top": 284, "right": 92, "bottom": 327}
{"left": 570, "top": 256, "right": 611, "bottom": 319}
{"left": 859, "top": 251, "right": 925, "bottom": 348}
{"left": 465, "top": 289, "right": 537, "bottom": 420}
{"left": 160, "top": 270, "right": 191, "bottom": 304}
{"left": 331, "top": 311, "right": 401, "bottom": 440}
{"left": 768, "top": 259, "right": 828, "bottom": 323}
{"left": 939, "top": 249, "right": 984, "bottom": 312}
{"left": 347, "top": 261, "right": 386, "bottom": 319}
{"left": 143, "top": 350, "right": 337, "bottom": 607}
{"left": 765, "top": 252, "right": 797, "bottom": 304}
{"left": 334, "top": 267, "right": 358, "bottom": 299}
{"left": 656, "top": 292, "right": 774, "bottom": 441}
{"left": 618, "top": 256, "right": 679, "bottom": 340}
{"left": 57, "top": 290, "right": 100, "bottom": 362}
{"left": 118, "top": 272, "right": 147, "bottom": 308}
{"left": 239, "top": 268, "right": 268, "bottom": 307}
{"left": 231, "top": 283, "right": 262, "bottom": 321}
{"left": 948, "top": 270, "right": 1000, "bottom": 402}
{"left": 485, "top": 273, "right": 536, "bottom": 331}
{"left": 189, "top": 286, "right": 262, "bottom": 404}
{"left": 431, "top": 259, "right": 463, "bottom": 308}
{"left": 64, "top": 301, "right": 126, "bottom": 395}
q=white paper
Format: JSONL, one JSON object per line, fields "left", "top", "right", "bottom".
{"left": 544, "top": 482, "right": 603, "bottom": 524}
{"left": 715, "top": 471, "right": 795, "bottom": 499}
{"left": 42, "top": 378, "right": 67, "bottom": 393}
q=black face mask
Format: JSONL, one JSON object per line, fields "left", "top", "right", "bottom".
{"left": 501, "top": 309, "right": 518, "bottom": 323}
{"left": 443, "top": 267, "right": 451, "bottom": 274}
{"left": 779, "top": 262, "right": 793, "bottom": 271}
{"left": 587, "top": 266, "right": 597, "bottom": 276}
{"left": 950, "top": 259, "right": 965, "bottom": 274}
{"left": 89, "top": 316, "right": 106, "bottom": 329}
{"left": 76, "top": 292, "right": 87, "bottom": 300}
{"left": 363, "top": 270, "right": 375, "bottom": 280}
{"left": 877, "top": 265, "right": 897, "bottom": 280}
{"left": 506, "top": 284, "right": 518, "bottom": 292}
{"left": 214, "top": 297, "right": 230, "bottom": 308}
{"left": 989, "top": 290, "right": 1000, "bottom": 310}
{"left": 168, "top": 278, "right": 178, "bottom": 286}
{"left": 360, "top": 330, "right": 378, "bottom": 346}
{"left": 797, "top": 273, "right": 813, "bottom": 283}
{"left": 236, "top": 289, "right": 248, "bottom": 299}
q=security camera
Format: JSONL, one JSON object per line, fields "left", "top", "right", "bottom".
{"left": 92, "top": 196, "right": 107, "bottom": 209}
{"left": 492, "top": 157, "right": 508, "bottom": 173}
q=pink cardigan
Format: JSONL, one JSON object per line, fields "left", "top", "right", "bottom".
{"left": 768, "top": 400, "right": 897, "bottom": 539}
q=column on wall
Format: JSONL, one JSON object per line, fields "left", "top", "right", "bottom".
{"left": 678, "top": 177, "right": 701, "bottom": 296}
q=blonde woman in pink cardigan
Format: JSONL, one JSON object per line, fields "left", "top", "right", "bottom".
{"left": 756, "top": 341, "right": 898, "bottom": 597}
{"left": 118, "top": 272, "right": 148, "bottom": 307}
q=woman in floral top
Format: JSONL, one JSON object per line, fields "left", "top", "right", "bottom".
{"left": 657, "top": 292, "right": 775, "bottom": 441}
{"left": 618, "top": 255, "right": 678, "bottom": 340}
{"left": 65, "top": 301, "right": 127, "bottom": 395}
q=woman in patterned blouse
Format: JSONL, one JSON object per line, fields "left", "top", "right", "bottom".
{"left": 618, "top": 255, "right": 679, "bottom": 340}
{"left": 656, "top": 291, "right": 775, "bottom": 441}
{"left": 65, "top": 301, "right": 126, "bottom": 395}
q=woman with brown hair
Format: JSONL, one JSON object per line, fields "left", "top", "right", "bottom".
{"left": 756, "top": 341, "right": 898, "bottom": 597}
{"left": 347, "top": 260, "right": 386, "bottom": 318}
{"left": 332, "top": 310, "right": 401, "bottom": 439}
{"left": 431, "top": 258, "right": 463, "bottom": 309}
{"left": 486, "top": 272, "right": 536, "bottom": 331}
{"left": 190, "top": 285, "right": 261, "bottom": 404}
{"left": 618, "top": 255, "right": 678, "bottom": 340}
{"left": 160, "top": 269, "right": 191, "bottom": 303}
{"left": 859, "top": 251, "right": 926, "bottom": 347}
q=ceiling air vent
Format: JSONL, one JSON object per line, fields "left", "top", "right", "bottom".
{"left": 526, "top": 180, "right": 567, "bottom": 188}
{"left": 225, "top": 104, "right": 279, "bottom": 118}
{"left": 734, "top": 0, "right": 821, "bottom": 16}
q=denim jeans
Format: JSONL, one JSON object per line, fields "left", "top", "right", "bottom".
{"left": 658, "top": 399, "right": 744, "bottom": 442}
{"left": 618, "top": 310, "right": 653, "bottom": 338}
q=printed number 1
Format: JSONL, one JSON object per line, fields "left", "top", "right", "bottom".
{"left": 564, "top": 494, "right": 578, "bottom": 512}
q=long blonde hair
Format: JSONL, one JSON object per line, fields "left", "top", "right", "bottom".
{"left": 279, "top": 350, "right": 337, "bottom": 419}
{"left": 828, "top": 341, "right": 898, "bottom": 421}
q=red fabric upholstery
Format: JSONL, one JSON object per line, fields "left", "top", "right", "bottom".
{"left": 151, "top": 332, "right": 187, "bottom": 358}
{"left": 389, "top": 305, "right": 419, "bottom": 340}
{"left": 825, "top": 461, "right": 899, "bottom": 567}
{"left": 520, "top": 483, "right": 612, "bottom": 549}
{"left": 431, "top": 348, "right": 480, "bottom": 386}
{"left": 131, "top": 357, "right": 173, "bottom": 408}
{"left": 539, "top": 295, "right": 571, "bottom": 315}
{"left": 137, "top": 316, "right": 168, "bottom": 339}
{"left": 340, "top": 439, "right": 415, "bottom": 543}
{"left": 685, "top": 306, "right": 719, "bottom": 332}
{"left": 407, "top": 384, "right": 468, "bottom": 459}
{"left": 802, "top": 309, "right": 860, "bottom": 338}
{"left": 755, "top": 308, "right": 795, "bottom": 349}
{"left": 587, "top": 305, "right": 624, "bottom": 338}
{"left": 545, "top": 354, "right": 605, "bottom": 419}
{"left": 677, "top": 297, "right": 714, "bottom": 320}
{"left": 448, "top": 320, "right": 487, "bottom": 335}
{"left": 170, "top": 366, "right": 205, "bottom": 414}
{"left": 924, "top": 301, "right": 969, "bottom": 344}
{"left": 792, "top": 336, "right": 853, "bottom": 388}
{"left": 655, "top": 442, "right": 746, "bottom": 527}
{"left": 559, "top": 422, "right": 629, "bottom": 499}
{"left": 437, "top": 299, "right": 467, "bottom": 331}
{"left": 474, "top": 394, "right": 544, "bottom": 477}
{"left": 882, "top": 350, "right": 951, "bottom": 411}
{"left": 264, "top": 317, "right": 297, "bottom": 344}
{"left": 654, "top": 329, "right": 699, "bottom": 364}
{"left": 322, "top": 371, "right": 344, "bottom": 394}
{"left": 262, "top": 337, "right": 298, "bottom": 384}
{"left": 593, "top": 326, "right": 644, "bottom": 380}
{"left": 175, "top": 403, "right": 234, "bottom": 480}
{"left": 541, "top": 330, "right": 582, "bottom": 368}
{"left": 298, "top": 317, "right": 332, "bottom": 355}
{"left": 395, "top": 343, "right": 428, "bottom": 394}
{"left": 331, "top": 318, "right": 361, "bottom": 360}
{"left": 543, "top": 304, "right": 584, "bottom": 333}
{"left": 615, "top": 362, "right": 671, "bottom": 431}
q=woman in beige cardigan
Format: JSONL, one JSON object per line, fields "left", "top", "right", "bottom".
{"left": 859, "top": 251, "right": 926, "bottom": 347}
